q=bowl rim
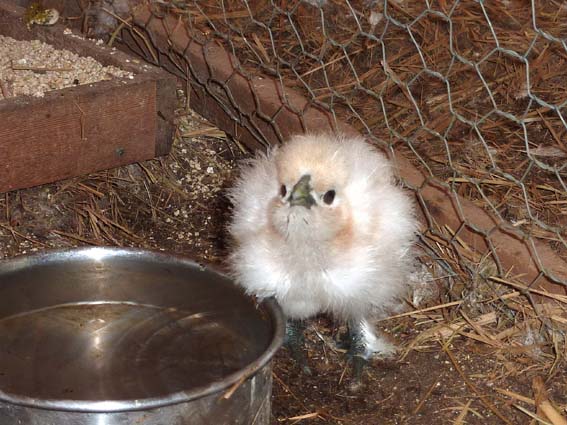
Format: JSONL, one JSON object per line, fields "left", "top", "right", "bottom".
{"left": 0, "top": 246, "right": 285, "bottom": 413}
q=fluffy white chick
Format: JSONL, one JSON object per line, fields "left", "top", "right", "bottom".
{"left": 228, "top": 133, "right": 416, "bottom": 386}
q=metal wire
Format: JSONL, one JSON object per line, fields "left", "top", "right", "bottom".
{"left": 135, "top": 0, "right": 567, "bottom": 296}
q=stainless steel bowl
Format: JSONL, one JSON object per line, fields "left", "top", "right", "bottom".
{"left": 0, "top": 247, "right": 284, "bottom": 425}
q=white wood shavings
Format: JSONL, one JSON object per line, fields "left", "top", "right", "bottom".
{"left": 0, "top": 35, "right": 134, "bottom": 100}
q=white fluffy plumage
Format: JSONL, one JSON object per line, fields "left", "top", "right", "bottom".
{"left": 228, "top": 133, "right": 416, "bottom": 356}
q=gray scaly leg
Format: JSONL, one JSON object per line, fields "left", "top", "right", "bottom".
{"left": 284, "top": 319, "right": 312, "bottom": 375}
{"left": 346, "top": 319, "right": 368, "bottom": 391}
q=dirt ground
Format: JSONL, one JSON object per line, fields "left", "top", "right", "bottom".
{"left": 273, "top": 319, "right": 567, "bottom": 424}
{"left": 0, "top": 102, "right": 566, "bottom": 424}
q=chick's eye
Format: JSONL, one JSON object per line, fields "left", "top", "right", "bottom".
{"left": 280, "top": 184, "right": 287, "bottom": 198}
{"left": 323, "top": 190, "right": 336, "bottom": 205}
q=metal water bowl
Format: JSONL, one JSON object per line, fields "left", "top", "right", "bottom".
{"left": 0, "top": 247, "right": 284, "bottom": 425}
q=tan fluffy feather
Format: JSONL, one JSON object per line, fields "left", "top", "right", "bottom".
{"left": 228, "top": 133, "right": 416, "bottom": 356}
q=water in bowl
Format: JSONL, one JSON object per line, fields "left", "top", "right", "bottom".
{"left": 0, "top": 302, "right": 255, "bottom": 401}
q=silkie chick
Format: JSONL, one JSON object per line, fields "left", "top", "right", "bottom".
{"left": 228, "top": 133, "right": 416, "bottom": 388}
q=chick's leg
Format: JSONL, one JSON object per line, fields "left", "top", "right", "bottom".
{"left": 284, "top": 319, "right": 312, "bottom": 375}
{"left": 346, "top": 319, "right": 368, "bottom": 390}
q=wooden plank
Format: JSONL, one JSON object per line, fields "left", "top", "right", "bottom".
{"left": 0, "top": 0, "right": 176, "bottom": 193}
{"left": 0, "top": 80, "right": 156, "bottom": 191}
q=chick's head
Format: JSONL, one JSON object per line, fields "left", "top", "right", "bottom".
{"left": 269, "top": 135, "right": 353, "bottom": 246}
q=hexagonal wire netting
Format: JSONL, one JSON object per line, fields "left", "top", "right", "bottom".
{"left": 121, "top": 0, "right": 567, "bottom": 335}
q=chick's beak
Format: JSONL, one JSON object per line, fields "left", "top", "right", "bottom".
{"left": 289, "top": 175, "right": 315, "bottom": 209}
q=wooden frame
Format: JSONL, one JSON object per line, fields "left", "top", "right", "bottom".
{"left": 0, "top": 0, "right": 176, "bottom": 193}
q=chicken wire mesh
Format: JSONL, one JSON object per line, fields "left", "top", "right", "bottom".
{"left": 105, "top": 0, "right": 567, "bottom": 340}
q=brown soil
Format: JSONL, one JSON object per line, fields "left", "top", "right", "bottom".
{"left": 273, "top": 317, "right": 567, "bottom": 424}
